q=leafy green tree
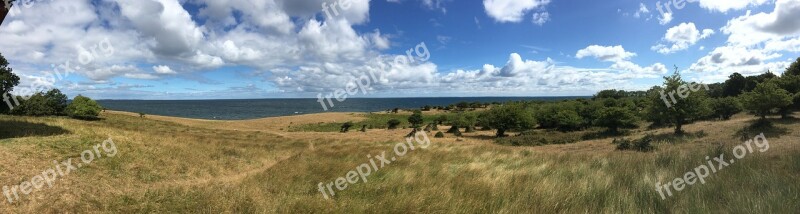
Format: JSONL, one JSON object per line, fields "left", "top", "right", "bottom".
{"left": 65, "top": 95, "right": 103, "bottom": 119}
{"left": 646, "top": 70, "right": 711, "bottom": 134}
{"left": 45, "top": 89, "right": 68, "bottom": 114}
{"left": 11, "top": 89, "right": 67, "bottom": 116}
{"left": 595, "top": 89, "right": 626, "bottom": 99}
{"left": 740, "top": 82, "right": 793, "bottom": 121}
{"left": 594, "top": 107, "right": 638, "bottom": 133}
{"left": 553, "top": 109, "right": 582, "bottom": 131}
{"left": 785, "top": 57, "right": 800, "bottom": 76}
{"left": 722, "top": 73, "right": 747, "bottom": 97}
{"left": 407, "top": 110, "right": 424, "bottom": 129}
{"left": 709, "top": 97, "right": 743, "bottom": 120}
{"left": 0, "top": 52, "right": 20, "bottom": 114}
{"left": 772, "top": 75, "right": 800, "bottom": 118}
{"left": 478, "top": 102, "right": 536, "bottom": 137}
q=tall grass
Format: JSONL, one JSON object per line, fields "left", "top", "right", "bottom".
{"left": 1, "top": 113, "right": 798, "bottom": 213}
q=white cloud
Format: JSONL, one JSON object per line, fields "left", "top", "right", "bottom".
{"left": 652, "top": 22, "right": 715, "bottom": 54}
{"left": 576, "top": 45, "right": 666, "bottom": 77}
{"left": 576, "top": 45, "right": 637, "bottom": 62}
{"left": 153, "top": 65, "right": 176, "bottom": 74}
{"left": 723, "top": 0, "right": 800, "bottom": 47}
{"left": 689, "top": 0, "right": 800, "bottom": 78}
{"left": 483, "top": 0, "right": 550, "bottom": 23}
{"left": 696, "top": 0, "right": 770, "bottom": 13}
{"left": 531, "top": 12, "right": 550, "bottom": 26}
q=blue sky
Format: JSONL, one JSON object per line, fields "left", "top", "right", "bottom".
{"left": 1, "top": 0, "right": 798, "bottom": 99}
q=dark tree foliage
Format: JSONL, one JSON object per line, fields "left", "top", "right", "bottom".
{"left": 387, "top": 119, "right": 401, "bottom": 129}
{"left": 741, "top": 81, "right": 792, "bottom": 121}
{"left": 11, "top": 89, "right": 68, "bottom": 116}
{"left": 722, "top": 73, "right": 747, "bottom": 97}
{"left": 407, "top": 110, "right": 424, "bottom": 129}
{"left": 0, "top": 52, "right": 20, "bottom": 114}
{"left": 785, "top": 57, "right": 800, "bottom": 76}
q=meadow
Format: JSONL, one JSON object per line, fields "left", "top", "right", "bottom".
{"left": 0, "top": 110, "right": 798, "bottom": 213}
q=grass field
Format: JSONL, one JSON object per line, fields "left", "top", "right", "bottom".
{"left": 1, "top": 112, "right": 798, "bottom": 213}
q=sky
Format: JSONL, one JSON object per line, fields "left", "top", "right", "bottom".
{"left": 0, "top": 0, "right": 799, "bottom": 100}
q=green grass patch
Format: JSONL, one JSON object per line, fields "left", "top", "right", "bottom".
{"left": 288, "top": 113, "right": 444, "bottom": 132}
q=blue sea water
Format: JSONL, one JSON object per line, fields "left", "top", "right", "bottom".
{"left": 97, "top": 97, "right": 586, "bottom": 120}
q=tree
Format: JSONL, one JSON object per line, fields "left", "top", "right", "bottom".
{"left": 65, "top": 95, "right": 103, "bottom": 119}
{"left": 45, "top": 89, "right": 68, "bottom": 114}
{"left": 785, "top": 57, "right": 800, "bottom": 76}
{"left": 387, "top": 119, "right": 401, "bottom": 129}
{"left": 553, "top": 109, "right": 582, "bottom": 131}
{"left": 646, "top": 69, "right": 711, "bottom": 134}
{"left": 594, "top": 107, "right": 638, "bottom": 133}
{"left": 478, "top": 102, "right": 536, "bottom": 137}
{"left": 10, "top": 89, "right": 67, "bottom": 116}
{"left": 772, "top": 75, "right": 800, "bottom": 118}
{"left": 709, "top": 97, "right": 743, "bottom": 120}
{"left": 740, "top": 82, "right": 793, "bottom": 121}
{"left": 722, "top": 73, "right": 747, "bottom": 97}
{"left": 407, "top": 110, "right": 423, "bottom": 129}
{"left": 0, "top": 52, "right": 20, "bottom": 114}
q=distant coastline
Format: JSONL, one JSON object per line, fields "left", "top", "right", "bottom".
{"left": 97, "top": 97, "right": 588, "bottom": 120}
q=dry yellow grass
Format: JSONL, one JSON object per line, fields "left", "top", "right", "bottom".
{"left": 0, "top": 111, "right": 798, "bottom": 213}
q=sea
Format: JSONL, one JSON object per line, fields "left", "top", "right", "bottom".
{"left": 97, "top": 97, "right": 587, "bottom": 120}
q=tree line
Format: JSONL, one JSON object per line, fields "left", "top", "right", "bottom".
{"left": 0, "top": 53, "right": 103, "bottom": 119}
{"left": 414, "top": 57, "right": 800, "bottom": 138}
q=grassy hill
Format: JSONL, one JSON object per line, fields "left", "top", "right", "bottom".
{"left": 0, "top": 112, "right": 798, "bottom": 213}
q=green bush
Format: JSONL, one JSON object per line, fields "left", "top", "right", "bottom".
{"left": 340, "top": 122, "right": 354, "bottom": 132}
{"left": 594, "top": 107, "right": 638, "bottom": 133}
{"left": 408, "top": 110, "right": 424, "bottom": 128}
{"left": 65, "top": 95, "right": 102, "bottom": 119}
{"left": 710, "top": 97, "right": 743, "bottom": 120}
{"left": 387, "top": 119, "right": 401, "bottom": 129}
{"left": 614, "top": 135, "right": 655, "bottom": 152}
{"left": 434, "top": 131, "right": 444, "bottom": 138}
{"left": 495, "top": 130, "right": 580, "bottom": 146}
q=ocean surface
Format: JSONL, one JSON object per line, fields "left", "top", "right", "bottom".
{"left": 97, "top": 97, "right": 586, "bottom": 120}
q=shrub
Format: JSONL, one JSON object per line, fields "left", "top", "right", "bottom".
{"left": 710, "top": 97, "right": 743, "bottom": 120}
{"left": 434, "top": 131, "right": 445, "bottom": 138}
{"left": 740, "top": 81, "right": 793, "bottom": 121}
{"left": 65, "top": 95, "right": 102, "bottom": 119}
{"left": 387, "top": 119, "right": 401, "bottom": 129}
{"left": 446, "top": 125, "right": 459, "bottom": 133}
{"left": 340, "top": 121, "right": 354, "bottom": 133}
{"left": 452, "top": 128, "right": 462, "bottom": 137}
{"left": 495, "top": 130, "right": 580, "bottom": 146}
{"left": 360, "top": 125, "right": 367, "bottom": 132}
{"left": 408, "top": 110, "right": 424, "bottom": 128}
{"left": 615, "top": 135, "right": 655, "bottom": 152}
{"left": 594, "top": 107, "right": 638, "bottom": 134}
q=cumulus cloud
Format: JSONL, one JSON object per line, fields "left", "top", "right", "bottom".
{"left": 483, "top": 0, "right": 550, "bottom": 23}
{"left": 577, "top": 45, "right": 667, "bottom": 77}
{"left": 153, "top": 65, "right": 177, "bottom": 74}
{"left": 576, "top": 45, "right": 637, "bottom": 62}
{"left": 696, "top": 0, "right": 770, "bottom": 13}
{"left": 652, "top": 22, "right": 715, "bottom": 54}
{"left": 691, "top": 0, "right": 800, "bottom": 77}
